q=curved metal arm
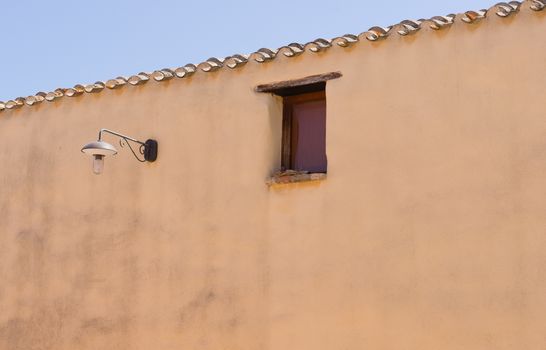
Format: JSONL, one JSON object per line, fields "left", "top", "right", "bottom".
{"left": 98, "top": 129, "right": 145, "bottom": 145}
{"left": 119, "top": 138, "right": 147, "bottom": 162}
{"left": 98, "top": 129, "right": 150, "bottom": 162}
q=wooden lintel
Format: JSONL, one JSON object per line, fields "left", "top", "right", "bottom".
{"left": 255, "top": 72, "right": 342, "bottom": 93}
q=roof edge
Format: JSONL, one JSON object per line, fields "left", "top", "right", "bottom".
{"left": 0, "top": 0, "right": 544, "bottom": 114}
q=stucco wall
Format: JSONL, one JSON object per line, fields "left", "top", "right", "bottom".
{"left": 0, "top": 8, "right": 545, "bottom": 350}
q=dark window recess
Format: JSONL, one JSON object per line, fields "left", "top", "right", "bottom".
{"left": 256, "top": 72, "right": 341, "bottom": 174}
{"left": 282, "top": 91, "right": 327, "bottom": 173}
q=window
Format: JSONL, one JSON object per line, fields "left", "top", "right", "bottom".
{"left": 282, "top": 91, "right": 327, "bottom": 173}
{"left": 256, "top": 72, "right": 341, "bottom": 175}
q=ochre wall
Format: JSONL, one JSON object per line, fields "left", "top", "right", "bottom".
{"left": 0, "top": 8, "right": 544, "bottom": 350}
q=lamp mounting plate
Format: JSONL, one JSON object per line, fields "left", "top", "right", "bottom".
{"left": 144, "top": 139, "right": 158, "bottom": 162}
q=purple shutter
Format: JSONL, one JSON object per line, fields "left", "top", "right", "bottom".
{"left": 291, "top": 99, "right": 327, "bottom": 172}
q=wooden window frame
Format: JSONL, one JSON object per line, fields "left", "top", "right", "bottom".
{"left": 255, "top": 72, "right": 342, "bottom": 175}
{"left": 255, "top": 72, "right": 341, "bottom": 94}
{"left": 281, "top": 91, "right": 326, "bottom": 171}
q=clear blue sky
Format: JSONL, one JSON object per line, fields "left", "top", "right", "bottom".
{"left": 1, "top": 0, "right": 496, "bottom": 100}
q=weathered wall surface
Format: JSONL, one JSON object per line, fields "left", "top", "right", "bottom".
{"left": 0, "top": 8, "right": 544, "bottom": 350}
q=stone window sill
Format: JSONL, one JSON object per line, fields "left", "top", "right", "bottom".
{"left": 266, "top": 170, "right": 327, "bottom": 187}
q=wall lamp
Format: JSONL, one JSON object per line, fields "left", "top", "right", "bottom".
{"left": 81, "top": 129, "right": 158, "bottom": 174}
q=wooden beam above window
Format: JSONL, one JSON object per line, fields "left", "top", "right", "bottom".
{"left": 255, "top": 71, "right": 342, "bottom": 96}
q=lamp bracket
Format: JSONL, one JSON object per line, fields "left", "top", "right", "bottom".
{"left": 99, "top": 129, "right": 158, "bottom": 163}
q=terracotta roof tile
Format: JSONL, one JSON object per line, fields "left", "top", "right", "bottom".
{"left": 0, "top": 0, "right": 543, "bottom": 114}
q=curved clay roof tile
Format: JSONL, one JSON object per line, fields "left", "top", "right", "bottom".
{"left": 174, "top": 64, "right": 197, "bottom": 78}
{"left": 44, "top": 89, "right": 65, "bottom": 102}
{"left": 105, "top": 77, "right": 127, "bottom": 89}
{"left": 332, "top": 34, "right": 359, "bottom": 47}
{"left": 277, "top": 43, "right": 304, "bottom": 57}
{"left": 65, "top": 84, "right": 85, "bottom": 97}
{"left": 462, "top": 9, "right": 488, "bottom": 23}
{"left": 225, "top": 54, "right": 248, "bottom": 69}
{"left": 152, "top": 69, "right": 175, "bottom": 82}
{"left": 249, "top": 48, "right": 277, "bottom": 63}
{"left": 6, "top": 98, "right": 25, "bottom": 109}
{"left": 425, "top": 15, "right": 456, "bottom": 30}
{"left": 128, "top": 72, "right": 150, "bottom": 86}
{"left": 198, "top": 57, "right": 224, "bottom": 72}
{"left": 493, "top": 1, "right": 521, "bottom": 17}
{"left": 395, "top": 20, "right": 422, "bottom": 36}
{"left": 530, "top": 0, "right": 545, "bottom": 10}
{"left": 24, "top": 93, "right": 45, "bottom": 106}
{"left": 304, "top": 38, "right": 332, "bottom": 52}
{"left": 360, "top": 26, "right": 392, "bottom": 41}
{"left": 84, "top": 82, "right": 105, "bottom": 93}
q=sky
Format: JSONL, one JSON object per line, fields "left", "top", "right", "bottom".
{"left": 0, "top": 0, "right": 497, "bottom": 100}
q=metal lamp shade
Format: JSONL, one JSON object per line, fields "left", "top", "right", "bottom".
{"left": 81, "top": 140, "right": 118, "bottom": 156}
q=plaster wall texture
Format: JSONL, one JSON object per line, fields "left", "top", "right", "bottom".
{"left": 0, "top": 10, "right": 545, "bottom": 350}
